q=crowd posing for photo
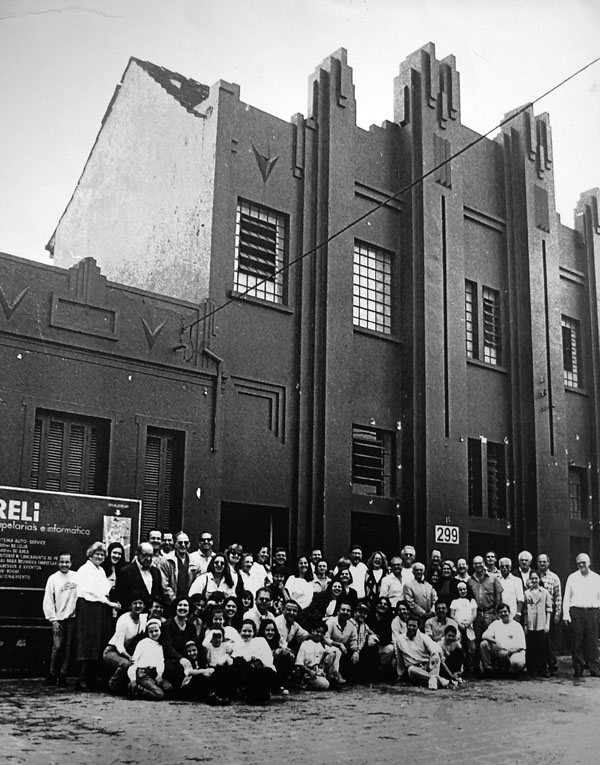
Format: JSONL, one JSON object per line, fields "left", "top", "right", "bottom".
{"left": 41, "top": 531, "right": 600, "bottom": 703}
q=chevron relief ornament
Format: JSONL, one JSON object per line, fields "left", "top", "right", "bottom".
{"left": 252, "top": 145, "right": 279, "bottom": 183}
{"left": 141, "top": 317, "right": 166, "bottom": 350}
{"left": 0, "top": 285, "right": 28, "bottom": 319}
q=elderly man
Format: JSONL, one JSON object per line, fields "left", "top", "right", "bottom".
{"left": 498, "top": 557, "right": 524, "bottom": 622}
{"left": 563, "top": 553, "right": 600, "bottom": 678}
{"left": 479, "top": 603, "right": 526, "bottom": 676}
{"left": 116, "top": 542, "right": 163, "bottom": 610}
{"left": 515, "top": 550, "right": 533, "bottom": 589}
{"left": 537, "top": 553, "right": 562, "bottom": 675}
{"left": 469, "top": 555, "right": 503, "bottom": 647}
{"left": 403, "top": 563, "right": 437, "bottom": 628}
{"left": 400, "top": 545, "right": 417, "bottom": 585}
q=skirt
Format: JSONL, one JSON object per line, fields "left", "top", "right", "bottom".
{"left": 75, "top": 598, "right": 113, "bottom": 662}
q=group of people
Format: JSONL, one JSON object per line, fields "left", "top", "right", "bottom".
{"left": 42, "top": 529, "right": 600, "bottom": 703}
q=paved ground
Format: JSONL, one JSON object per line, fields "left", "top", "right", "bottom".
{"left": 1, "top": 659, "right": 598, "bottom": 765}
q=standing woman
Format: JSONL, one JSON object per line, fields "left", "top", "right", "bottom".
{"left": 364, "top": 551, "right": 388, "bottom": 609}
{"left": 75, "top": 541, "right": 120, "bottom": 690}
{"left": 285, "top": 556, "right": 315, "bottom": 613}
{"left": 101, "top": 542, "right": 126, "bottom": 619}
{"left": 523, "top": 571, "right": 552, "bottom": 678}
{"left": 312, "top": 560, "right": 331, "bottom": 594}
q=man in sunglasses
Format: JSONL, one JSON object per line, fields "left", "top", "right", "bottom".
{"left": 189, "top": 532, "right": 215, "bottom": 576}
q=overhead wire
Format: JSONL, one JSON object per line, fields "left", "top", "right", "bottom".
{"left": 183, "top": 53, "right": 600, "bottom": 332}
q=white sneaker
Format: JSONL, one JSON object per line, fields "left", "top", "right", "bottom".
{"left": 428, "top": 676, "right": 438, "bottom": 690}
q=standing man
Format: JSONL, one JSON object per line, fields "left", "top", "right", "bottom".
{"left": 469, "top": 555, "right": 503, "bottom": 649}
{"left": 348, "top": 545, "right": 368, "bottom": 600}
{"left": 563, "top": 553, "right": 600, "bottom": 678}
{"left": 498, "top": 557, "right": 524, "bottom": 622}
{"left": 42, "top": 552, "right": 78, "bottom": 687}
{"left": 484, "top": 551, "right": 500, "bottom": 578}
{"left": 400, "top": 545, "right": 417, "bottom": 585}
{"left": 380, "top": 556, "right": 406, "bottom": 608}
{"left": 515, "top": 551, "right": 533, "bottom": 590}
{"left": 403, "top": 562, "right": 437, "bottom": 628}
{"left": 116, "top": 542, "right": 163, "bottom": 610}
{"left": 148, "top": 530, "right": 164, "bottom": 567}
{"left": 161, "top": 531, "right": 175, "bottom": 555}
{"left": 189, "top": 532, "right": 215, "bottom": 577}
{"left": 537, "top": 553, "right": 562, "bottom": 676}
{"left": 158, "top": 531, "right": 197, "bottom": 609}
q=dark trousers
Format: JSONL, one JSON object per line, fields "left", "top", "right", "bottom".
{"left": 525, "top": 630, "right": 547, "bottom": 677}
{"left": 545, "top": 620, "right": 560, "bottom": 672}
{"left": 440, "top": 646, "right": 465, "bottom": 678}
{"left": 570, "top": 607, "right": 600, "bottom": 676}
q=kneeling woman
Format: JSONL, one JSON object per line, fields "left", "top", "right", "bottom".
{"left": 127, "top": 618, "right": 171, "bottom": 700}
{"left": 232, "top": 619, "right": 278, "bottom": 703}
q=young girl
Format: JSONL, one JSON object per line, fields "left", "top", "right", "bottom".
{"left": 523, "top": 571, "right": 552, "bottom": 678}
{"left": 127, "top": 618, "right": 169, "bottom": 701}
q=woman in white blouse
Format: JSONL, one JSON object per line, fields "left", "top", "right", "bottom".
{"left": 285, "top": 556, "right": 315, "bottom": 612}
{"left": 75, "top": 541, "right": 120, "bottom": 691}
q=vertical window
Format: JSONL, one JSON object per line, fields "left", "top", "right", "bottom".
{"left": 467, "top": 438, "right": 482, "bottom": 516}
{"left": 465, "top": 281, "right": 502, "bottom": 366}
{"left": 482, "top": 287, "right": 501, "bottom": 365}
{"left": 465, "top": 281, "right": 478, "bottom": 359}
{"left": 562, "top": 316, "right": 581, "bottom": 388}
{"left": 352, "top": 426, "right": 394, "bottom": 496}
{"left": 467, "top": 438, "right": 507, "bottom": 519}
{"left": 353, "top": 241, "right": 393, "bottom": 334}
{"left": 486, "top": 442, "right": 506, "bottom": 520}
{"left": 234, "top": 200, "right": 286, "bottom": 304}
{"left": 141, "top": 428, "right": 184, "bottom": 540}
{"left": 30, "top": 410, "right": 109, "bottom": 494}
{"left": 568, "top": 467, "right": 587, "bottom": 520}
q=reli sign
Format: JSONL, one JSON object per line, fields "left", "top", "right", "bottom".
{"left": 0, "top": 486, "right": 141, "bottom": 591}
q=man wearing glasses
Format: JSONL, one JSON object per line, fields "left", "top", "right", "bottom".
{"left": 158, "top": 531, "right": 198, "bottom": 609}
{"left": 244, "top": 587, "right": 276, "bottom": 630}
{"left": 189, "top": 532, "right": 215, "bottom": 576}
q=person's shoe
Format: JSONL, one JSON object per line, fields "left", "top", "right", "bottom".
{"left": 428, "top": 676, "right": 438, "bottom": 690}
{"left": 74, "top": 680, "right": 89, "bottom": 692}
{"left": 57, "top": 674, "right": 68, "bottom": 688}
{"left": 43, "top": 675, "right": 57, "bottom": 687}
{"left": 207, "top": 692, "right": 221, "bottom": 706}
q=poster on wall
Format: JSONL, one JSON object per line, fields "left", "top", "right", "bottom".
{"left": 0, "top": 486, "right": 141, "bottom": 591}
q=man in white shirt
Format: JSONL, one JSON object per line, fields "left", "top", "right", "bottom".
{"left": 380, "top": 557, "right": 406, "bottom": 608}
{"left": 348, "top": 545, "right": 368, "bottom": 600}
{"left": 498, "top": 557, "right": 524, "bottom": 622}
{"left": 479, "top": 603, "right": 526, "bottom": 676}
{"left": 563, "top": 553, "right": 600, "bottom": 677}
{"left": 42, "top": 552, "right": 78, "bottom": 686}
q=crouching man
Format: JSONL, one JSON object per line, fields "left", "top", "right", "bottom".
{"left": 395, "top": 615, "right": 449, "bottom": 689}
{"left": 479, "top": 603, "right": 526, "bottom": 676}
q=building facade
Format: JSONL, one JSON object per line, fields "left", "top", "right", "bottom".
{"left": 2, "top": 43, "right": 600, "bottom": 591}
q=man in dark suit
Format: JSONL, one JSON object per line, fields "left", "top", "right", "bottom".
{"left": 116, "top": 542, "right": 163, "bottom": 611}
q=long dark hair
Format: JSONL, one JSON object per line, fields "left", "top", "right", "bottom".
{"left": 206, "top": 554, "right": 235, "bottom": 589}
{"left": 101, "top": 541, "right": 126, "bottom": 576}
{"left": 257, "top": 618, "right": 282, "bottom": 650}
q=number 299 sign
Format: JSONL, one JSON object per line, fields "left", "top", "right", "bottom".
{"left": 434, "top": 525, "right": 459, "bottom": 544}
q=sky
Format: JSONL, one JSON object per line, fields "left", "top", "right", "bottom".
{"left": 0, "top": 0, "right": 598, "bottom": 264}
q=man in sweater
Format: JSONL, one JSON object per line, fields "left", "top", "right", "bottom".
{"left": 42, "top": 552, "right": 78, "bottom": 687}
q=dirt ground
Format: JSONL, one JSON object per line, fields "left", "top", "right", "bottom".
{"left": 1, "top": 659, "right": 598, "bottom": 765}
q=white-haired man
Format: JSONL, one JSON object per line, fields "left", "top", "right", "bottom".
{"left": 563, "top": 553, "right": 600, "bottom": 678}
